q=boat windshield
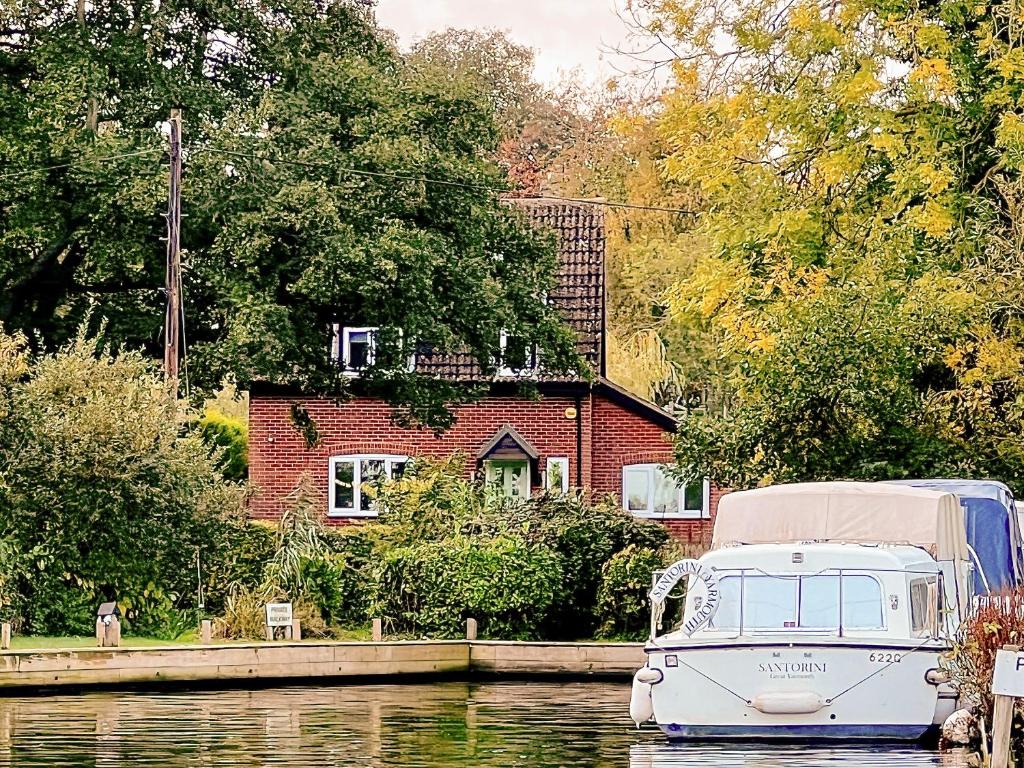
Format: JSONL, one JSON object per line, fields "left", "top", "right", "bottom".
{"left": 706, "top": 574, "right": 884, "bottom": 632}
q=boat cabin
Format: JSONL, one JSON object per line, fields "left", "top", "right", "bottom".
{"left": 672, "top": 543, "right": 949, "bottom": 642}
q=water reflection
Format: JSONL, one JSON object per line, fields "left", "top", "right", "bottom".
{"left": 0, "top": 681, "right": 969, "bottom": 767}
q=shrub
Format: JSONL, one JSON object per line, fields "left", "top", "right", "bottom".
{"left": 0, "top": 332, "right": 244, "bottom": 636}
{"left": 372, "top": 458, "right": 669, "bottom": 639}
{"left": 372, "top": 535, "right": 563, "bottom": 639}
{"left": 198, "top": 408, "right": 249, "bottom": 480}
{"left": 595, "top": 545, "right": 665, "bottom": 640}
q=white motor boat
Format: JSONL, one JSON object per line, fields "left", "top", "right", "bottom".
{"left": 631, "top": 482, "right": 972, "bottom": 741}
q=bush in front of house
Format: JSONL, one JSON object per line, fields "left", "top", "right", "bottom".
{"left": 372, "top": 535, "right": 563, "bottom": 639}
{"left": 0, "top": 330, "right": 245, "bottom": 637}
{"left": 595, "top": 544, "right": 666, "bottom": 640}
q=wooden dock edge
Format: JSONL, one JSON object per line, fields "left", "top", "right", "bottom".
{"left": 0, "top": 641, "right": 645, "bottom": 691}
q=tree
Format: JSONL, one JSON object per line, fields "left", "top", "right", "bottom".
{"left": 621, "top": 0, "right": 1024, "bottom": 489}
{"left": 0, "top": 331, "right": 243, "bottom": 635}
{"left": 0, "top": 2, "right": 579, "bottom": 428}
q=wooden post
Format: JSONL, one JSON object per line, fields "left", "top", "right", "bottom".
{"left": 284, "top": 623, "right": 293, "bottom": 641}
{"left": 291, "top": 619, "right": 302, "bottom": 642}
{"left": 96, "top": 619, "right": 105, "bottom": 647}
{"left": 1, "top": 623, "right": 10, "bottom": 650}
{"left": 372, "top": 618, "right": 383, "bottom": 642}
{"left": 993, "top": 694, "right": 1014, "bottom": 768}
{"left": 993, "top": 644, "right": 1021, "bottom": 768}
{"left": 108, "top": 617, "right": 121, "bottom": 647}
{"left": 265, "top": 624, "right": 274, "bottom": 641}
{"left": 200, "top": 620, "right": 212, "bottom": 645}
{"left": 465, "top": 618, "right": 478, "bottom": 641}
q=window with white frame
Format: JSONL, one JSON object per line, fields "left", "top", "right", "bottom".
{"left": 546, "top": 457, "right": 569, "bottom": 494}
{"left": 329, "top": 454, "right": 409, "bottom": 517}
{"left": 498, "top": 330, "right": 539, "bottom": 376}
{"left": 331, "top": 326, "right": 414, "bottom": 376}
{"left": 621, "top": 464, "right": 709, "bottom": 519}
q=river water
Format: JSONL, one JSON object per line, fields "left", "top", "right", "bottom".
{"left": 0, "top": 681, "right": 969, "bottom": 767}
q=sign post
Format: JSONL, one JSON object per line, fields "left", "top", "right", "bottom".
{"left": 990, "top": 644, "right": 1022, "bottom": 768}
{"left": 264, "top": 602, "right": 293, "bottom": 641}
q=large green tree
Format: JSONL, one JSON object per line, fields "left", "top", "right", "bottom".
{"left": 618, "top": 0, "right": 1024, "bottom": 489}
{"left": 0, "top": 1, "right": 578, "bottom": 427}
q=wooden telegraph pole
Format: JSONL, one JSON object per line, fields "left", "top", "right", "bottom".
{"left": 164, "top": 108, "right": 182, "bottom": 389}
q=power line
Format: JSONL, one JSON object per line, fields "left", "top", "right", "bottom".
{"left": 197, "top": 147, "right": 700, "bottom": 216}
{"left": 0, "top": 148, "right": 164, "bottom": 182}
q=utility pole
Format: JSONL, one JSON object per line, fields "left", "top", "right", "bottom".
{"left": 164, "top": 109, "right": 182, "bottom": 390}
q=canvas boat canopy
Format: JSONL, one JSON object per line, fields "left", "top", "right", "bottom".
{"left": 712, "top": 482, "right": 969, "bottom": 564}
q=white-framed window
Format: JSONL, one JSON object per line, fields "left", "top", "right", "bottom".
{"left": 498, "top": 330, "right": 539, "bottom": 377}
{"left": 329, "top": 454, "right": 409, "bottom": 517}
{"left": 621, "top": 464, "right": 709, "bottom": 519}
{"left": 546, "top": 457, "right": 569, "bottom": 494}
{"left": 484, "top": 459, "right": 530, "bottom": 498}
{"left": 331, "top": 326, "right": 414, "bottom": 376}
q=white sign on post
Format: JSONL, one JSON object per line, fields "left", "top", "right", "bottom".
{"left": 265, "top": 602, "right": 293, "bottom": 628}
{"left": 993, "top": 648, "right": 1024, "bottom": 696}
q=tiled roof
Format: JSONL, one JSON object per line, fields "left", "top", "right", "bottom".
{"left": 415, "top": 198, "right": 605, "bottom": 381}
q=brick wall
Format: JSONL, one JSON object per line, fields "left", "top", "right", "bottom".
{"left": 248, "top": 390, "right": 718, "bottom": 544}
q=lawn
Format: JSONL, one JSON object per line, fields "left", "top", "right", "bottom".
{"left": 7, "top": 626, "right": 374, "bottom": 651}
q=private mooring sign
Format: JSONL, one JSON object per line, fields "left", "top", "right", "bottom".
{"left": 649, "top": 558, "right": 720, "bottom": 635}
{"left": 993, "top": 649, "right": 1024, "bottom": 697}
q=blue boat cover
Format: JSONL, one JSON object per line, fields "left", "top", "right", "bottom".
{"left": 887, "top": 479, "right": 1022, "bottom": 593}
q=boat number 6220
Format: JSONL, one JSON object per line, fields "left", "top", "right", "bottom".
{"left": 868, "top": 652, "right": 901, "bottom": 663}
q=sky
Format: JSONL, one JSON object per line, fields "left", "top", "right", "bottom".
{"left": 373, "top": 0, "right": 635, "bottom": 85}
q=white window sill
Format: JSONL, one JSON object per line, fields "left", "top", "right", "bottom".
{"left": 628, "top": 510, "right": 709, "bottom": 521}
{"left": 327, "top": 510, "right": 379, "bottom": 519}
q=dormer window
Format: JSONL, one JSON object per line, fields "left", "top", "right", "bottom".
{"left": 331, "top": 325, "right": 415, "bottom": 376}
{"left": 498, "top": 330, "right": 539, "bottom": 377}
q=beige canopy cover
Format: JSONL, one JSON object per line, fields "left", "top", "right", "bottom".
{"left": 712, "top": 482, "right": 969, "bottom": 562}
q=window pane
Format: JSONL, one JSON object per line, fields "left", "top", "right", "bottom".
{"left": 509, "top": 462, "right": 528, "bottom": 497}
{"left": 745, "top": 576, "right": 799, "bottom": 628}
{"left": 799, "top": 575, "right": 839, "bottom": 629}
{"left": 683, "top": 482, "right": 704, "bottom": 513}
{"left": 910, "top": 578, "right": 935, "bottom": 636}
{"left": 333, "top": 461, "right": 355, "bottom": 511}
{"left": 547, "top": 459, "right": 566, "bottom": 493}
{"left": 347, "top": 330, "right": 372, "bottom": 369}
{"left": 501, "top": 335, "right": 535, "bottom": 371}
{"left": 709, "top": 576, "right": 741, "bottom": 630}
{"left": 360, "top": 459, "right": 385, "bottom": 510}
{"left": 390, "top": 460, "right": 408, "bottom": 480}
{"left": 624, "top": 468, "right": 650, "bottom": 512}
{"left": 652, "top": 468, "right": 679, "bottom": 515}
{"left": 842, "top": 575, "right": 883, "bottom": 629}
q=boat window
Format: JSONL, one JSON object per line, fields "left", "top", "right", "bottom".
{"left": 842, "top": 575, "right": 884, "bottom": 629}
{"left": 706, "top": 573, "right": 884, "bottom": 631}
{"left": 910, "top": 577, "right": 937, "bottom": 637}
{"left": 800, "top": 575, "right": 840, "bottom": 628}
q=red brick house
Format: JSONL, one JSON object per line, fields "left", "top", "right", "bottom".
{"left": 248, "top": 199, "right": 718, "bottom": 541}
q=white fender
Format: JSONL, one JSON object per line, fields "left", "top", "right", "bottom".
{"left": 630, "top": 667, "right": 661, "bottom": 726}
{"left": 751, "top": 691, "right": 824, "bottom": 714}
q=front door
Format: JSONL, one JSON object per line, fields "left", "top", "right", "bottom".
{"left": 485, "top": 460, "right": 530, "bottom": 498}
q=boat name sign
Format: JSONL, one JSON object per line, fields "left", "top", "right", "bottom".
{"left": 649, "top": 558, "right": 720, "bottom": 635}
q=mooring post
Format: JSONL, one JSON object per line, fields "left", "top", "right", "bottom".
{"left": 200, "top": 620, "right": 212, "bottom": 645}
{"left": 1, "top": 623, "right": 10, "bottom": 650}
{"left": 993, "top": 644, "right": 1021, "bottom": 768}
{"left": 95, "top": 619, "right": 104, "bottom": 647}
{"left": 372, "top": 618, "right": 383, "bottom": 642}
{"left": 465, "top": 618, "right": 478, "bottom": 641}
{"left": 291, "top": 619, "right": 302, "bottom": 642}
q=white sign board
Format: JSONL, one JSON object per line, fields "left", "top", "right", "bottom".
{"left": 265, "top": 602, "right": 293, "bottom": 628}
{"left": 992, "top": 649, "right": 1024, "bottom": 696}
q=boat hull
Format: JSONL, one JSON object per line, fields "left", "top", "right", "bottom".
{"left": 645, "top": 642, "right": 945, "bottom": 742}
